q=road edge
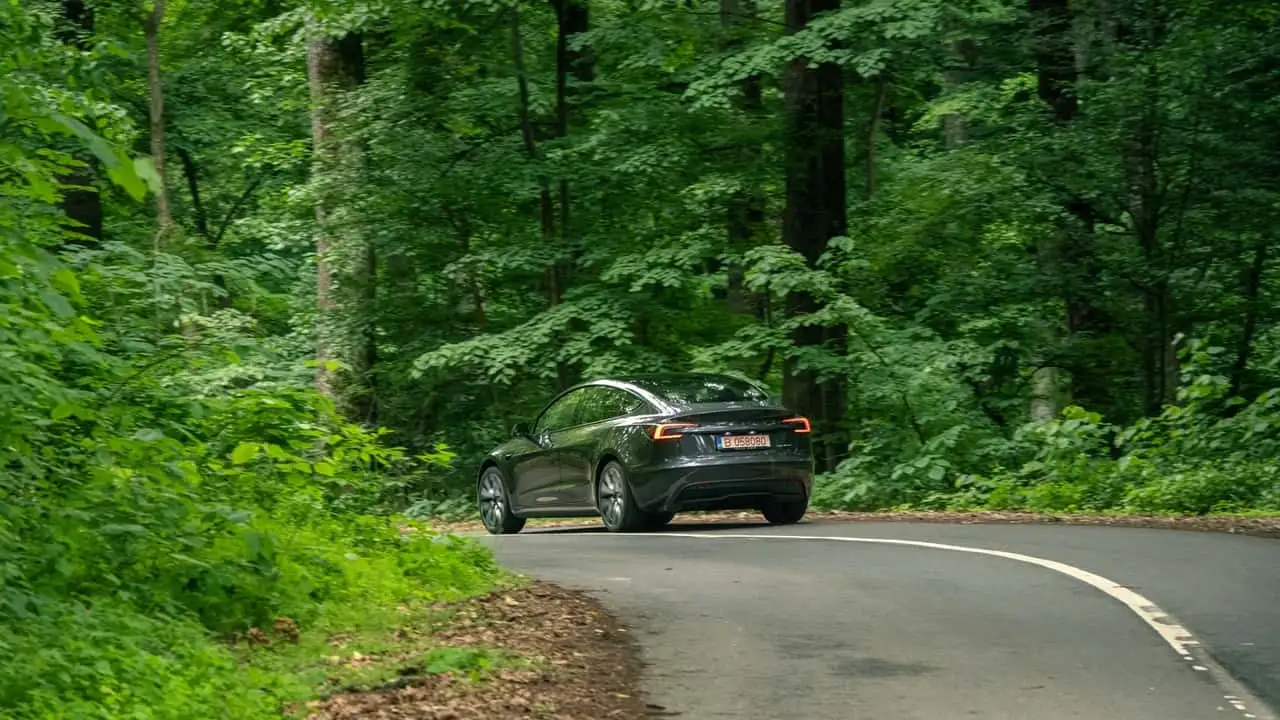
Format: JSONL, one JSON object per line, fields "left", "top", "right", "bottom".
{"left": 433, "top": 509, "right": 1280, "bottom": 540}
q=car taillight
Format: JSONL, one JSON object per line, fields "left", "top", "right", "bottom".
{"left": 652, "top": 422, "right": 695, "bottom": 440}
{"left": 783, "top": 417, "right": 811, "bottom": 433}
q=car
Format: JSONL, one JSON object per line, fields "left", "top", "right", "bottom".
{"left": 475, "top": 372, "right": 814, "bottom": 534}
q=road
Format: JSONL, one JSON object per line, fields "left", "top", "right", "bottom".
{"left": 476, "top": 520, "right": 1280, "bottom": 720}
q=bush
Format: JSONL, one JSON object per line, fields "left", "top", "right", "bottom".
{"left": 812, "top": 365, "right": 1280, "bottom": 516}
{"left": 0, "top": 380, "right": 499, "bottom": 719}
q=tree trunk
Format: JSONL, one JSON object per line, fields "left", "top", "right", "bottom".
{"left": 551, "top": 0, "right": 592, "bottom": 390}
{"left": 1031, "top": 0, "right": 1077, "bottom": 122}
{"left": 334, "top": 33, "right": 377, "bottom": 423}
{"left": 1029, "top": 366, "right": 1066, "bottom": 421}
{"left": 357, "top": 237, "right": 379, "bottom": 424}
{"left": 307, "top": 27, "right": 364, "bottom": 400}
{"left": 942, "top": 39, "right": 977, "bottom": 148}
{"left": 781, "top": 0, "right": 847, "bottom": 473}
{"left": 57, "top": 0, "right": 102, "bottom": 245}
{"left": 513, "top": 5, "right": 572, "bottom": 389}
{"left": 1030, "top": 0, "right": 1117, "bottom": 416}
{"left": 1229, "top": 238, "right": 1269, "bottom": 400}
{"left": 552, "top": 0, "right": 591, "bottom": 279}
{"left": 1118, "top": 0, "right": 1173, "bottom": 415}
{"left": 145, "top": 0, "right": 172, "bottom": 245}
{"left": 511, "top": 5, "right": 557, "bottom": 294}
{"left": 866, "top": 77, "right": 888, "bottom": 198}
{"left": 721, "top": 0, "right": 765, "bottom": 317}
{"left": 176, "top": 147, "right": 209, "bottom": 238}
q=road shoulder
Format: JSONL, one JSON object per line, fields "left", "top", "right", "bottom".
{"left": 303, "top": 581, "right": 651, "bottom": 719}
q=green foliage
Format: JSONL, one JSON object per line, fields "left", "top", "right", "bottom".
{"left": 9, "top": 6, "right": 1280, "bottom": 716}
{"left": 0, "top": 4, "right": 501, "bottom": 716}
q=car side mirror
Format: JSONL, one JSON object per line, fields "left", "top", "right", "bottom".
{"left": 511, "top": 422, "right": 531, "bottom": 439}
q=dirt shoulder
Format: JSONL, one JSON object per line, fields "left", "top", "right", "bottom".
{"left": 305, "top": 582, "right": 651, "bottom": 720}
{"left": 430, "top": 509, "right": 1280, "bottom": 540}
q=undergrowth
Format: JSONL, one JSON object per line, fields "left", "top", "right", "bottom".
{"left": 812, "top": 341, "right": 1280, "bottom": 516}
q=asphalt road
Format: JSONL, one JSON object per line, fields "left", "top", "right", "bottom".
{"left": 476, "top": 520, "right": 1280, "bottom": 720}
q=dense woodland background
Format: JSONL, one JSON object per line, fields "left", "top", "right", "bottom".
{"left": 3, "top": 0, "right": 1280, "bottom": 715}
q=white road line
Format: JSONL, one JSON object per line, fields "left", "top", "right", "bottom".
{"left": 642, "top": 532, "right": 1202, "bottom": 657}
{"left": 495, "top": 530, "right": 1276, "bottom": 720}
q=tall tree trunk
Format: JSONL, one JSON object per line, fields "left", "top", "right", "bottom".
{"left": 308, "top": 33, "right": 337, "bottom": 398}
{"left": 511, "top": 5, "right": 557, "bottom": 294}
{"left": 866, "top": 77, "right": 888, "bottom": 198}
{"left": 1118, "top": 0, "right": 1173, "bottom": 415}
{"left": 307, "top": 27, "right": 365, "bottom": 400}
{"left": 512, "top": 5, "right": 570, "bottom": 389}
{"left": 57, "top": 0, "right": 102, "bottom": 245}
{"left": 721, "top": 0, "right": 765, "bottom": 316}
{"left": 942, "top": 40, "right": 977, "bottom": 148}
{"left": 357, "top": 237, "right": 379, "bottom": 424}
{"left": 1229, "top": 238, "right": 1269, "bottom": 400}
{"left": 550, "top": 0, "right": 592, "bottom": 391}
{"left": 551, "top": 0, "right": 593, "bottom": 256}
{"left": 334, "top": 33, "right": 377, "bottom": 423}
{"left": 145, "top": 0, "right": 172, "bottom": 246}
{"left": 1030, "top": 0, "right": 1114, "bottom": 416}
{"left": 782, "top": 0, "right": 847, "bottom": 473}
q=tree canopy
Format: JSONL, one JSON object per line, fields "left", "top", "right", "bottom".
{"left": 3, "top": 0, "right": 1280, "bottom": 714}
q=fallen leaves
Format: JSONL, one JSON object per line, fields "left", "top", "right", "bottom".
{"left": 306, "top": 582, "right": 650, "bottom": 720}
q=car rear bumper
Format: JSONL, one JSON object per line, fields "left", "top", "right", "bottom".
{"left": 631, "top": 458, "right": 813, "bottom": 513}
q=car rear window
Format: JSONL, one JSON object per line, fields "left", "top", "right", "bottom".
{"left": 630, "top": 375, "right": 770, "bottom": 405}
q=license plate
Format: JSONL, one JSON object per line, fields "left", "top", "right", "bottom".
{"left": 717, "top": 434, "right": 771, "bottom": 450}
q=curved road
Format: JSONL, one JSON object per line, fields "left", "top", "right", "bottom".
{"left": 476, "top": 520, "right": 1280, "bottom": 719}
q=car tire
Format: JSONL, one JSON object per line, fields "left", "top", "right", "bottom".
{"left": 762, "top": 499, "right": 807, "bottom": 525}
{"left": 643, "top": 511, "right": 675, "bottom": 530}
{"left": 597, "top": 460, "right": 645, "bottom": 533}
{"left": 477, "top": 466, "right": 526, "bottom": 535}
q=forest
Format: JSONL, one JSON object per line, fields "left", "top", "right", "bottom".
{"left": 3, "top": 0, "right": 1279, "bottom": 716}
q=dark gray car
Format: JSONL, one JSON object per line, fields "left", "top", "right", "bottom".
{"left": 475, "top": 372, "right": 814, "bottom": 534}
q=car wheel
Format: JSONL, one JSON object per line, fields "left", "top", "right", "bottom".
{"left": 478, "top": 466, "right": 526, "bottom": 535}
{"left": 597, "top": 461, "right": 645, "bottom": 533}
{"left": 762, "top": 499, "right": 807, "bottom": 525}
{"left": 644, "top": 511, "right": 675, "bottom": 530}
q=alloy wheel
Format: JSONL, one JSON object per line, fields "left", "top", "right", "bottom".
{"left": 478, "top": 468, "right": 525, "bottom": 534}
{"left": 598, "top": 463, "right": 626, "bottom": 528}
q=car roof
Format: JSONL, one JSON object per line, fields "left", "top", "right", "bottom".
{"left": 580, "top": 372, "right": 769, "bottom": 406}
{"left": 608, "top": 371, "right": 758, "bottom": 387}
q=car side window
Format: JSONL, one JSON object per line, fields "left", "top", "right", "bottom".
{"left": 604, "top": 388, "right": 647, "bottom": 417}
{"left": 572, "top": 388, "right": 606, "bottom": 426}
{"left": 534, "top": 391, "right": 583, "bottom": 435}
{"left": 575, "top": 387, "right": 647, "bottom": 425}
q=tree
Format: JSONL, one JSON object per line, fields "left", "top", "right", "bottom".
{"left": 306, "top": 25, "right": 365, "bottom": 400}
{"left": 145, "top": 0, "right": 172, "bottom": 242}
{"left": 56, "top": 0, "right": 103, "bottom": 245}
{"left": 781, "top": 0, "right": 847, "bottom": 472}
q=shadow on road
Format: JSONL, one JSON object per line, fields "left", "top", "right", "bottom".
{"left": 528, "top": 521, "right": 768, "bottom": 535}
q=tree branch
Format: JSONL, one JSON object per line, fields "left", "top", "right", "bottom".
{"left": 212, "top": 173, "right": 266, "bottom": 247}
{"left": 175, "top": 146, "right": 209, "bottom": 238}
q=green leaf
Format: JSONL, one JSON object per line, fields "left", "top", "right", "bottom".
{"left": 49, "top": 113, "right": 148, "bottom": 201}
{"left": 312, "top": 461, "right": 336, "bottom": 477}
{"left": 39, "top": 289, "right": 74, "bottom": 318}
{"left": 230, "top": 442, "right": 260, "bottom": 464}
{"left": 133, "top": 428, "right": 164, "bottom": 442}
{"left": 51, "top": 268, "right": 81, "bottom": 298}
